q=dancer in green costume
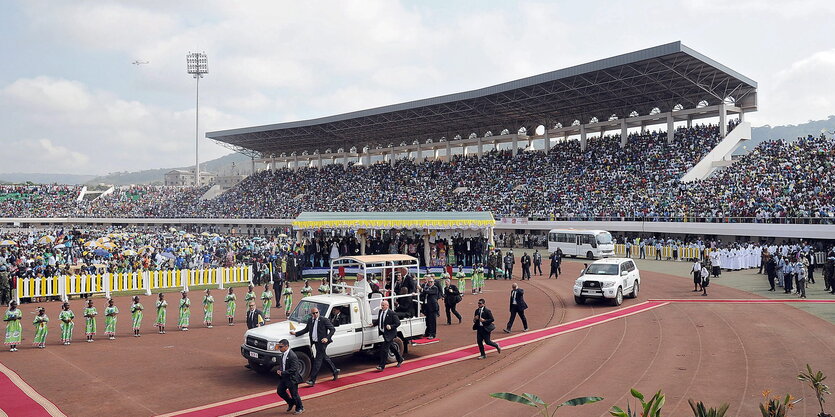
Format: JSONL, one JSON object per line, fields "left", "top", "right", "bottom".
{"left": 261, "top": 284, "right": 273, "bottom": 322}
{"left": 155, "top": 293, "right": 167, "bottom": 334}
{"left": 4, "top": 301, "right": 22, "bottom": 351}
{"left": 202, "top": 289, "right": 214, "bottom": 328}
{"left": 33, "top": 307, "right": 48, "bottom": 348}
{"left": 225, "top": 287, "right": 236, "bottom": 325}
{"left": 130, "top": 296, "right": 143, "bottom": 337}
{"left": 282, "top": 283, "right": 293, "bottom": 316}
{"left": 59, "top": 302, "right": 74, "bottom": 345}
{"left": 104, "top": 298, "right": 119, "bottom": 340}
{"left": 178, "top": 291, "right": 190, "bottom": 331}
{"left": 84, "top": 299, "right": 97, "bottom": 342}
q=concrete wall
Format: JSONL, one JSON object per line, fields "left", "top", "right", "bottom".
{"left": 680, "top": 121, "right": 751, "bottom": 182}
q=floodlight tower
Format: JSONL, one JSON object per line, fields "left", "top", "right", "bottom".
{"left": 186, "top": 52, "right": 208, "bottom": 186}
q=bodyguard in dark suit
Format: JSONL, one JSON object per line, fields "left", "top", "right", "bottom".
{"left": 504, "top": 283, "right": 528, "bottom": 332}
{"left": 276, "top": 339, "right": 304, "bottom": 414}
{"left": 246, "top": 302, "right": 264, "bottom": 329}
{"left": 291, "top": 307, "right": 338, "bottom": 386}
{"left": 419, "top": 276, "right": 440, "bottom": 338}
{"left": 376, "top": 300, "right": 404, "bottom": 371}
{"left": 473, "top": 298, "right": 501, "bottom": 359}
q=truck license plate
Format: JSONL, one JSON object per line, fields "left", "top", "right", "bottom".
{"left": 249, "top": 351, "right": 258, "bottom": 358}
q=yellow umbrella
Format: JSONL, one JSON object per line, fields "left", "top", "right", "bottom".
{"left": 139, "top": 245, "right": 154, "bottom": 252}
{"left": 0, "top": 240, "right": 17, "bottom": 246}
{"left": 96, "top": 236, "right": 111, "bottom": 243}
{"left": 98, "top": 241, "right": 117, "bottom": 250}
{"left": 107, "top": 233, "right": 123, "bottom": 239}
{"left": 201, "top": 232, "right": 211, "bottom": 237}
{"left": 38, "top": 235, "right": 56, "bottom": 244}
{"left": 83, "top": 241, "right": 98, "bottom": 248}
{"left": 121, "top": 249, "right": 138, "bottom": 256}
{"left": 210, "top": 233, "right": 220, "bottom": 237}
{"left": 183, "top": 233, "right": 195, "bottom": 238}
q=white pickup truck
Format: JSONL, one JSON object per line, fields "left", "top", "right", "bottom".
{"left": 240, "top": 255, "right": 428, "bottom": 379}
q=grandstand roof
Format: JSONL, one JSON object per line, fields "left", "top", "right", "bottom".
{"left": 292, "top": 211, "right": 495, "bottom": 230}
{"left": 208, "top": 41, "right": 757, "bottom": 157}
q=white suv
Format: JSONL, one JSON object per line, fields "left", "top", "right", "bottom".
{"left": 573, "top": 258, "right": 640, "bottom": 306}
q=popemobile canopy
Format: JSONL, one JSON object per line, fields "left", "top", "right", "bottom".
{"left": 292, "top": 211, "right": 495, "bottom": 231}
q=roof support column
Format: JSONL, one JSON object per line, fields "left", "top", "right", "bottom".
{"left": 477, "top": 137, "right": 483, "bottom": 158}
{"left": 640, "top": 122, "right": 646, "bottom": 135}
{"left": 462, "top": 142, "right": 466, "bottom": 157}
{"left": 342, "top": 152, "right": 348, "bottom": 169}
{"left": 390, "top": 150, "right": 395, "bottom": 167}
{"left": 719, "top": 103, "right": 728, "bottom": 137}
{"left": 686, "top": 114, "right": 693, "bottom": 128}
{"left": 580, "top": 125, "right": 587, "bottom": 151}
{"left": 446, "top": 141, "right": 451, "bottom": 162}
{"left": 544, "top": 129, "right": 551, "bottom": 152}
{"left": 667, "top": 113, "right": 675, "bottom": 144}
{"left": 512, "top": 135, "right": 518, "bottom": 156}
{"left": 620, "top": 120, "right": 628, "bottom": 148}
{"left": 739, "top": 109, "right": 745, "bottom": 122}
{"left": 416, "top": 142, "right": 422, "bottom": 161}
{"left": 318, "top": 154, "right": 323, "bottom": 169}
{"left": 270, "top": 157, "right": 276, "bottom": 172}
{"left": 251, "top": 157, "right": 256, "bottom": 175}
{"left": 293, "top": 154, "right": 299, "bottom": 170}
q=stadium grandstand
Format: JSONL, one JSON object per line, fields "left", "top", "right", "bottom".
{"left": 2, "top": 42, "right": 835, "bottom": 240}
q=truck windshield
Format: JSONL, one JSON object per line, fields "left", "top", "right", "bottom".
{"left": 585, "top": 264, "right": 619, "bottom": 275}
{"left": 289, "top": 300, "right": 330, "bottom": 323}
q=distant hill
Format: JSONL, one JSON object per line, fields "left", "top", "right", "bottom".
{"left": 741, "top": 115, "right": 835, "bottom": 153}
{"left": 85, "top": 152, "right": 253, "bottom": 186}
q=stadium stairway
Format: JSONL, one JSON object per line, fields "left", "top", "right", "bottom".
{"left": 680, "top": 121, "right": 751, "bottom": 182}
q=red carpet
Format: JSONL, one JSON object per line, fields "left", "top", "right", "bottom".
{"left": 649, "top": 298, "right": 835, "bottom": 303}
{"left": 159, "top": 301, "right": 667, "bottom": 417}
{"left": 0, "top": 362, "right": 66, "bottom": 417}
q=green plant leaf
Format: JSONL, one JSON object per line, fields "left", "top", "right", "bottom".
{"left": 631, "top": 388, "right": 645, "bottom": 401}
{"left": 609, "top": 405, "right": 627, "bottom": 417}
{"left": 559, "top": 396, "right": 604, "bottom": 407}
{"left": 524, "top": 392, "right": 546, "bottom": 406}
{"left": 489, "top": 392, "right": 538, "bottom": 408}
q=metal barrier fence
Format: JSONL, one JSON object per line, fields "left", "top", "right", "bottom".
{"left": 613, "top": 244, "right": 708, "bottom": 260}
{"left": 15, "top": 265, "right": 252, "bottom": 303}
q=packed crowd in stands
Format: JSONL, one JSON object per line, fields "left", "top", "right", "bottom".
{"left": 1, "top": 125, "right": 834, "bottom": 221}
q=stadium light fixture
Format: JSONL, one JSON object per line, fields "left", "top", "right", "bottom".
{"left": 186, "top": 51, "right": 208, "bottom": 186}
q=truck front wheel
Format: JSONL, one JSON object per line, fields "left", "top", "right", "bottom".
{"left": 386, "top": 338, "right": 405, "bottom": 363}
{"left": 294, "top": 349, "right": 312, "bottom": 381}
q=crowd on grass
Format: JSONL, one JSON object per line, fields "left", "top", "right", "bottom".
{"left": 1, "top": 126, "right": 834, "bottom": 221}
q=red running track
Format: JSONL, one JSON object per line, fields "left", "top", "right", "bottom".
{"left": 159, "top": 300, "right": 668, "bottom": 417}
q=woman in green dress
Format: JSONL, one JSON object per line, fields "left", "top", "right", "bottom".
{"left": 261, "top": 284, "right": 273, "bottom": 322}
{"left": 178, "top": 291, "right": 190, "bottom": 331}
{"left": 300, "top": 280, "right": 313, "bottom": 298}
{"left": 225, "top": 287, "right": 236, "bottom": 326}
{"left": 130, "top": 296, "right": 143, "bottom": 337}
{"left": 155, "top": 293, "right": 168, "bottom": 334}
{"left": 59, "top": 302, "right": 75, "bottom": 345}
{"left": 244, "top": 284, "right": 255, "bottom": 306}
{"left": 84, "top": 299, "right": 97, "bottom": 342}
{"left": 456, "top": 266, "right": 467, "bottom": 295}
{"left": 202, "top": 289, "right": 214, "bottom": 328}
{"left": 33, "top": 307, "right": 49, "bottom": 348}
{"left": 282, "top": 283, "right": 293, "bottom": 317}
{"left": 318, "top": 279, "right": 330, "bottom": 295}
{"left": 104, "top": 298, "right": 119, "bottom": 340}
{"left": 4, "top": 301, "right": 22, "bottom": 351}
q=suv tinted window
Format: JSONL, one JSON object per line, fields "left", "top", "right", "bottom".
{"left": 585, "top": 264, "right": 619, "bottom": 275}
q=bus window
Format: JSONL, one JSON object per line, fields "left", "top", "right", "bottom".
{"left": 549, "top": 233, "right": 558, "bottom": 242}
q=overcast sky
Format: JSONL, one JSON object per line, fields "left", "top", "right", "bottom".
{"left": 2, "top": 0, "right": 835, "bottom": 175}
